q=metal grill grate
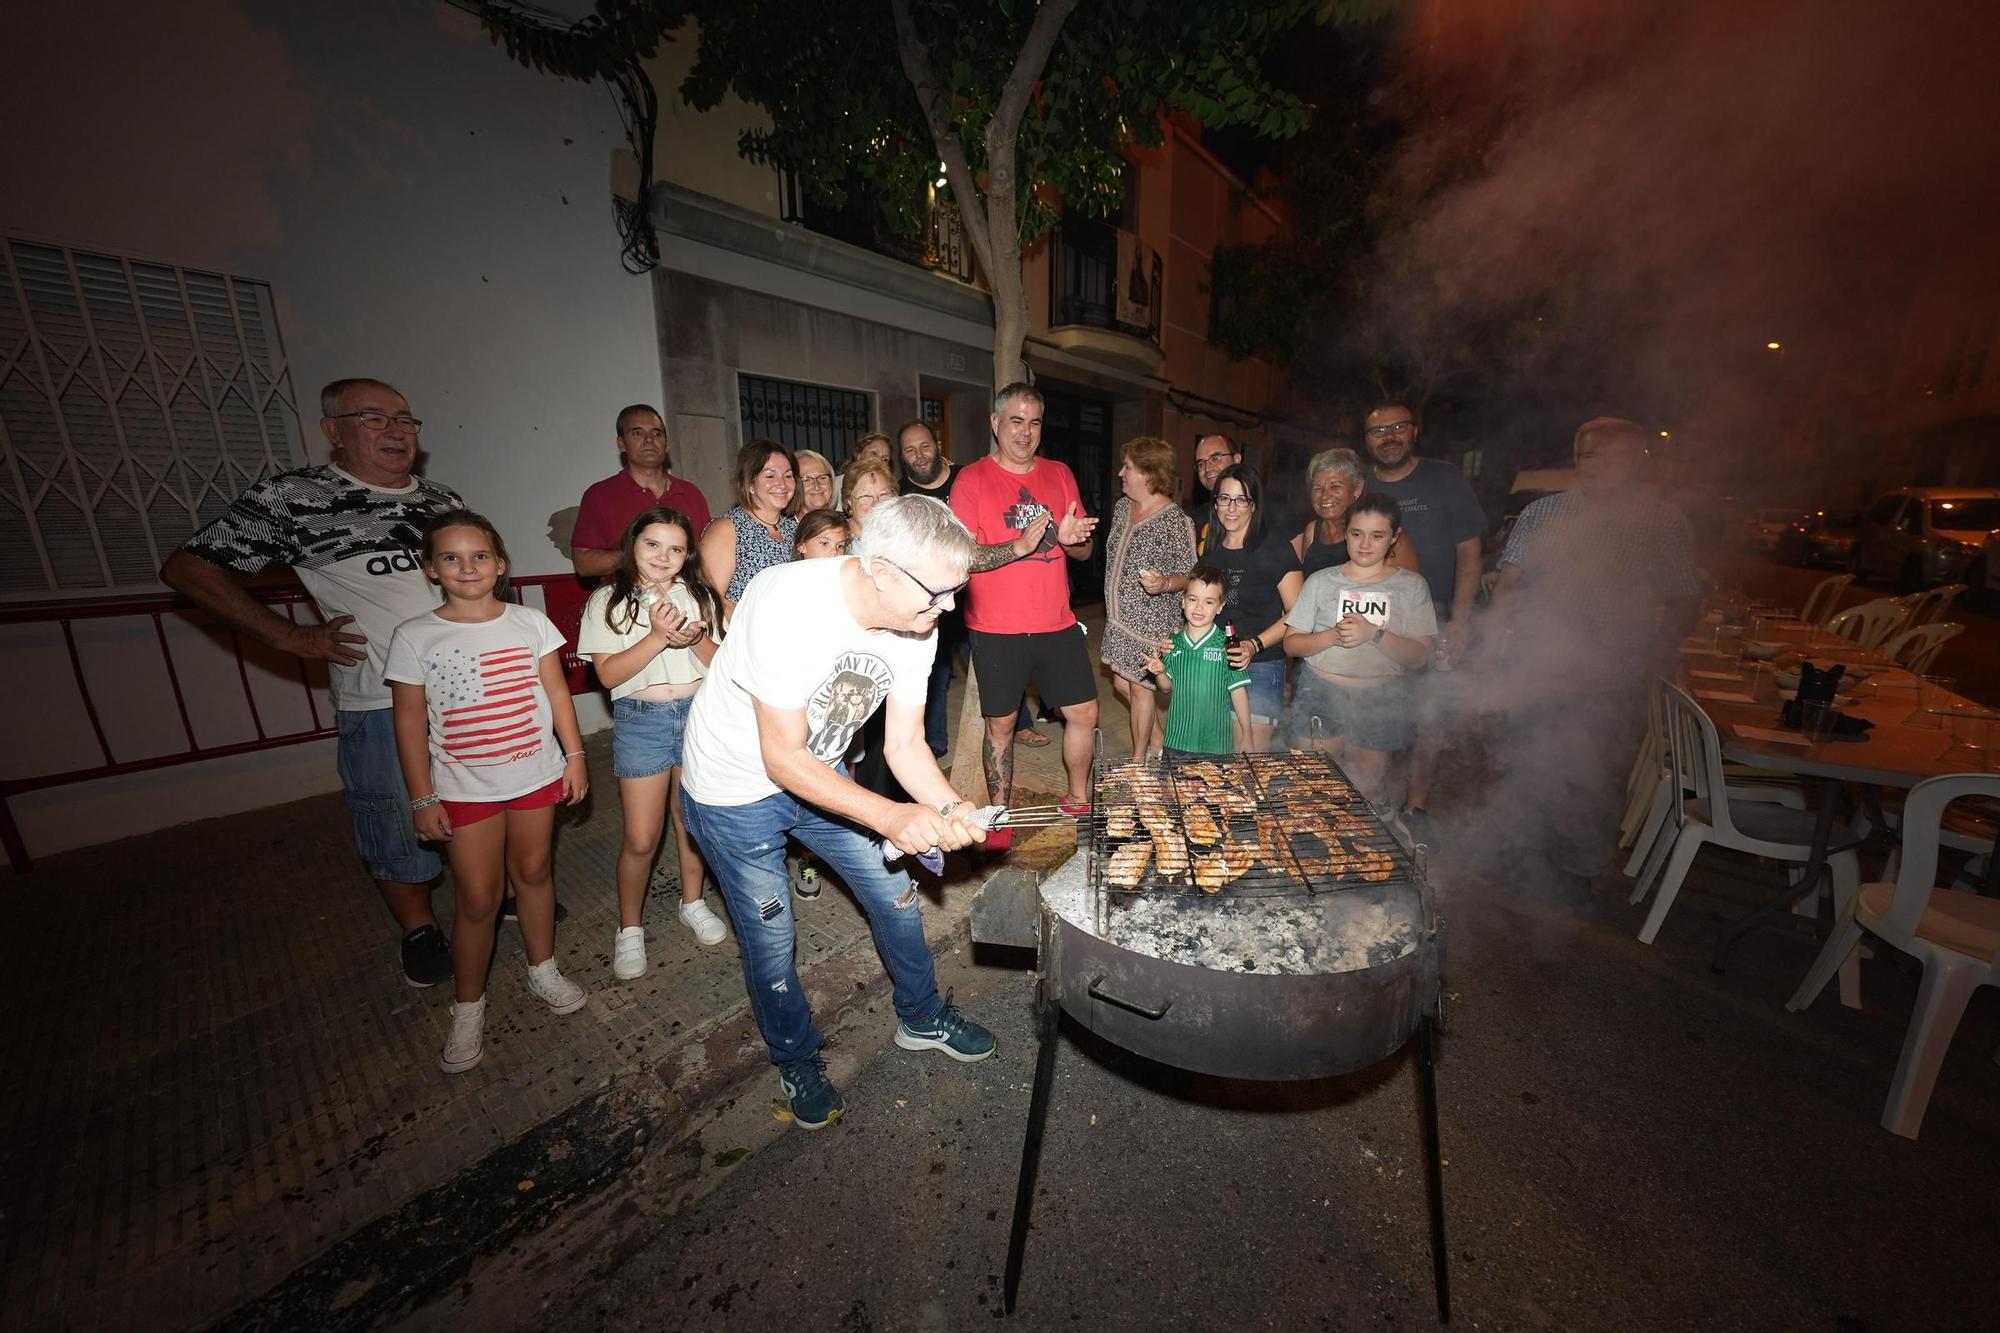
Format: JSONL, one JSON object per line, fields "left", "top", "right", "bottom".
{"left": 1089, "top": 750, "right": 1417, "bottom": 899}
{"left": 737, "top": 373, "right": 874, "bottom": 466}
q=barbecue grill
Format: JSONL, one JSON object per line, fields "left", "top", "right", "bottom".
{"left": 971, "top": 744, "right": 1450, "bottom": 1319}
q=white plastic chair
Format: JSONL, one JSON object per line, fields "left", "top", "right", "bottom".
{"left": 1823, "top": 598, "right": 1911, "bottom": 650}
{"left": 1799, "top": 572, "right": 1854, "bottom": 625}
{"left": 1786, "top": 774, "right": 2000, "bottom": 1139}
{"left": 1622, "top": 680, "right": 1803, "bottom": 878}
{"left": 1881, "top": 622, "right": 1963, "bottom": 673}
{"left": 1631, "top": 684, "right": 1859, "bottom": 951}
{"left": 1904, "top": 582, "right": 1965, "bottom": 626}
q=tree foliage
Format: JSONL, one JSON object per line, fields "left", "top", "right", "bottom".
{"left": 473, "top": 0, "right": 1368, "bottom": 385}
{"left": 680, "top": 0, "right": 1315, "bottom": 247}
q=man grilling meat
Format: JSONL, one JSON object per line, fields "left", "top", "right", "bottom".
{"left": 679, "top": 494, "right": 998, "bottom": 1131}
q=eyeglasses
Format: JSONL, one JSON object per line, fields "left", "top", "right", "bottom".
{"left": 330, "top": 410, "right": 423, "bottom": 433}
{"left": 1213, "top": 494, "right": 1254, "bottom": 509}
{"left": 1365, "top": 421, "right": 1414, "bottom": 438}
{"left": 801, "top": 474, "right": 834, "bottom": 490}
{"left": 879, "top": 557, "right": 968, "bottom": 610}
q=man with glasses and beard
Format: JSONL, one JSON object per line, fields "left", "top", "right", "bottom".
{"left": 1361, "top": 402, "right": 1485, "bottom": 848}
{"left": 1190, "top": 432, "right": 1242, "bottom": 550}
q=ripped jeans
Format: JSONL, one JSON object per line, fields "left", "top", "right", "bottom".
{"left": 680, "top": 787, "right": 943, "bottom": 1067}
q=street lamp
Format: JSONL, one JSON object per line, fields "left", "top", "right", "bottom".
{"left": 1765, "top": 341, "right": 1782, "bottom": 351}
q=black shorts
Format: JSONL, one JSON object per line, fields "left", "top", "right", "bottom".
{"left": 969, "top": 626, "right": 1097, "bottom": 716}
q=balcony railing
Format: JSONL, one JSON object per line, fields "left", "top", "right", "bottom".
{"left": 1049, "top": 216, "right": 1163, "bottom": 346}
{"left": 0, "top": 573, "right": 591, "bottom": 873}
{"left": 777, "top": 169, "right": 977, "bottom": 285}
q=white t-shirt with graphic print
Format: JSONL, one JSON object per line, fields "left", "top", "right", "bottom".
{"left": 384, "top": 604, "right": 569, "bottom": 802}
{"left": 681, "top": 558, "right": 937, "bottom": 807}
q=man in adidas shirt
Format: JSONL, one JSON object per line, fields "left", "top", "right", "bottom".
{"left": 162, "top": 378, "right": 467, "bottom": 988}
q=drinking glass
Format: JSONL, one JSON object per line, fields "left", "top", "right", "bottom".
{"left": 1800, "top": 699, "right": 1839, "bottom": 745}
{"left": 1946, "top": 708, "right": 1999, "bottom": 768}
{"left": 1909, "top": 674, "right": 1955, "bottom": 729}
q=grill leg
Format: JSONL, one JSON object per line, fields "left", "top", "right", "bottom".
{"left": 1002, "top": 973, "right": 1063, "bottom": 1315}
{"left": 1416, "top": 1015, "right": 1451, "bottom": 1324}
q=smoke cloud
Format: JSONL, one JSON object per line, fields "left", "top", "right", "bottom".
{"left": 1355, "top": 0, "right": 2000, "bottom": 491}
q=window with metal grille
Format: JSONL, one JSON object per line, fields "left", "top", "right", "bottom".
{"left": 738, "top": 373, "right": 875, "bottom": 466}
{"left": 0, "top": 237, "right": 307, "bottom": 599}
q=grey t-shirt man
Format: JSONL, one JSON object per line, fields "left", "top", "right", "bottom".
{"left": 1366, "top": 459, "right": 1483, "bottom": 621}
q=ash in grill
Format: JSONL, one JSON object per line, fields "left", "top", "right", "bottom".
{"left": 1091, "top": 752, "right": 1414, "bottom": 899}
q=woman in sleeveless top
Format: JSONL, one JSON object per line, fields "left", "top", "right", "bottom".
{"left": 1291, "top": 446, "right": 1419, "bottom": 579}
{"left": 700, "top": 437, "right": 799, "bottom": 614}
{"left": 1101, "top": 437, "right": 1197, "bottom": 757}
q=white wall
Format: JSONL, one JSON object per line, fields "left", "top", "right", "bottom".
{"left": 2, "top": 0, "right": 656, "bottom": 864}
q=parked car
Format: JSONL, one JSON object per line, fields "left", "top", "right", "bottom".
{"left": 1850, "top": 487, "right": 2000, "bottom": 589}
{"left": 1745, "top": 507, "right": 1805, "bottom": 553}
{"left": 1774, "top": 508, "right": 1861, "bottom": 567}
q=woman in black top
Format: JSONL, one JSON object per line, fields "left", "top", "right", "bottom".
{"left": 1290, "top": 447, "right": 1420, "bottom": 579}
{"left": 1200, "top": 464, "right": 1303, "bottom": 752}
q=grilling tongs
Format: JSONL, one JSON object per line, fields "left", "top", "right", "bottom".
{"left": 883, "top": 802, "right": 1083, "bottom": 873}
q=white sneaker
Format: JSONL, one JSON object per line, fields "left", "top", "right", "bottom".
{"left": 679, "top": 897, "right": 728, "bottom": 946}
{"left": 613, "top": 926, "right": 648, "bottom": 981}
{"left": 526, "top": 958, "right": 588, "bottom": 1014}
{"left": 440, "top": 996, "right": 486, "bottom": 1074}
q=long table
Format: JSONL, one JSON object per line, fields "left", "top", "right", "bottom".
{"left": 1677, "top": 625, "right": 1995, "bottom": 967}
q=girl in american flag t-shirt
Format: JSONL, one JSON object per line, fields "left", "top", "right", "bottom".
{"left": 386, "top": 511, "right": 591, "bottom": 1075}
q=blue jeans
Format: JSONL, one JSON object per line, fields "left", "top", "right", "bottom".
{"left": 680, "top": 788, "right": 943, "bottom": 1066}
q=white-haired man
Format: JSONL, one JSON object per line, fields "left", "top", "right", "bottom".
{"left": 679, "top": 494, "right": 998, "bottom": 1130}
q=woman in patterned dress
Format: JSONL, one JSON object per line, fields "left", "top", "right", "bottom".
{"left": 1101, "top": 436, "right": 1197, "bottom": 757}
{"left": 699, "top": 437, "right": 799, "bottom": 617}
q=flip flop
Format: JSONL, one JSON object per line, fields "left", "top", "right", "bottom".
{"left": 1017, "top": 728, "right": 1051, "bottom": 748}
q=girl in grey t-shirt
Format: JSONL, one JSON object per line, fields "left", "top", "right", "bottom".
{"left": 1283, "top": 494, "right": 1437, "bottom": 807}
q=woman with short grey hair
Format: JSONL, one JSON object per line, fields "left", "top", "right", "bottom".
{"left": 1291, "top": 446, "right": 1419, "bottom": 579}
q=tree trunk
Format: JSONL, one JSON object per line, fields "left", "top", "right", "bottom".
{"left": 989, "top": 246, "right": 1029, "bottom": 390}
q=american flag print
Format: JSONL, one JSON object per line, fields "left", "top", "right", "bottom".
{"left": 430, "top": 645, "right": 546, "bottom": 766}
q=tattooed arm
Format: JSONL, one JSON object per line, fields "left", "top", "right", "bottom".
{"left": 968, "top": 510, "right": 1053, "bottom": 572}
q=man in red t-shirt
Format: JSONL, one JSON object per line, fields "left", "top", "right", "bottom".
{"left": 949, "top": 382, "right": 1101, "bottom": 840}
{"left": 570, "top": 404, "right": 714, "bottom": 576}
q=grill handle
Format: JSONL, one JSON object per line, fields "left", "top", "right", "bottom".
{"left": 1086, "top": 975, "right": 1173, "bottom": 1021}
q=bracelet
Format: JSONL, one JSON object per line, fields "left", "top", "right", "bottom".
{"left": 410, "top": 794, "right": 441, "bottom": 812}
{"left": 563, "top": 749, "right": 585, "bottom": 760}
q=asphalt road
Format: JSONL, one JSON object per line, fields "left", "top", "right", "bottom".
{"left": 532, "top": 863, "right": 1999, "bottom": 1333}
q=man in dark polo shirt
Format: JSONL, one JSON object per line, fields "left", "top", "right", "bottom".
{"left": 571, "top": 404, "right": 714, "bottom": 575}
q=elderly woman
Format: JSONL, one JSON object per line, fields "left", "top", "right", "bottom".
{"left": 700, "top": 437, "right": 799, "bottom": 614}
{"left": 795, "top": 449, "right": 837, "bottom": 517}
{"left": 841, "top": 455, "right": 897, "bottom": 534}
{"left": 1201, "top": 463, "right": 1304, "bottom": 752}
{"left": 1291, "top": 447, "right": 1420, "bottom": 579}
{"left": 1101, "top": 436, "right": 1197, "bottom": 756}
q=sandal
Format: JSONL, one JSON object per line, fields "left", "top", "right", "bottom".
{"left": 1017, "top": 727, "right": 1051, "bottom": 748}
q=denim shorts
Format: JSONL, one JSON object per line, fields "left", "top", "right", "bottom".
{"left": 1290, "top": 671, "right": 1415, "bottom": 753}
{"left": 335, "top": 708, "right": 441, "bottom": 884}
{"left": 1244, "top": 658, "right": 1285, "bottom": 726}
{"left": 613, "top": 694, "right": 693, "bottom": 779}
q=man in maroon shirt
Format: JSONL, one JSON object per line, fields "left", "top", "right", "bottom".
{"left": 571, "top": 405, "right": 714, "bottom": 576}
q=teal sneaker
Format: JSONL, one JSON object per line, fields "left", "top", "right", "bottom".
{"left": 894, "top": 990, "right": 997, "bottom": 1063}
{"left": 778, "top": 1055, "right": 845, "bottom": 1130}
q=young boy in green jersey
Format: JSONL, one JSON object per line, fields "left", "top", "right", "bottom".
{"left": 1144, "top": 563, "right": 1252, "bottom": 757}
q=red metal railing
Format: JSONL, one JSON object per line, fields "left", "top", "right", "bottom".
{"left": 0, "top": 573, "right": 590, "bottom": 874}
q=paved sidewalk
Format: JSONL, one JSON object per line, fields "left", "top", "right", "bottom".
{"left": 0, "top": 643, "right": 1128, "bottom": 1333}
